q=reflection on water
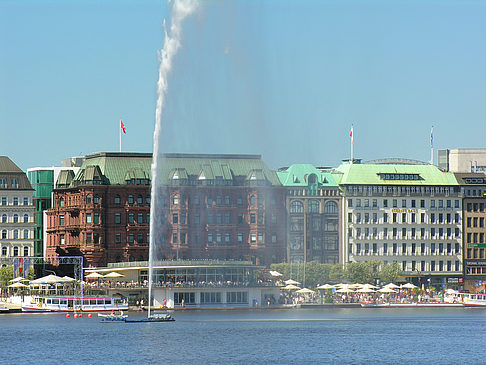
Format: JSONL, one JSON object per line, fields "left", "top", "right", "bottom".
{"left": 2, "top": 308, "right": 486, "bottom": 364}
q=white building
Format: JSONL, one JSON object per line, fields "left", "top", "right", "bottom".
{"left": 336, "top": 160, "right": 463, "bottom": 288}
{"left": 438, "top": 148, "right": 486, "bottom": 173}
{"left": 0, "top": 157, "right": 35, "bottom": 259}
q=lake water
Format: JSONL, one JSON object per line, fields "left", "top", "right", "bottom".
{"left": 2, "top": 308, "right": 486, "bottom": 364}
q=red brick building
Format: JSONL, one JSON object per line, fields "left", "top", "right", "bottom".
{"left": 46, "top": 152, "right": 287, "bottom": 267}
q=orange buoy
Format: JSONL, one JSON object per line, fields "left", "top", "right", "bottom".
{"left": 66, "top": 313, "right": 70, "bottom": 318}
{"left": 88, "top": 313, "right": 92, "bottom": 318}
{"left": 74, "top": 314, "right": 78, "bottom": 318}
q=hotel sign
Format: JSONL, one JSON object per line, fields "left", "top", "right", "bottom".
{"left": 391, "top": 209, "right": 418, "bottom": 213}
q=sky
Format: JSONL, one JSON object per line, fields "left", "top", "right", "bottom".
{"left": 1, "top": 0, "right": 486, "bottom": 171}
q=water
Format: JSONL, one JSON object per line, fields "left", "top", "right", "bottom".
{"left": 2, "top": 308, "right": 486, "bottom": 364}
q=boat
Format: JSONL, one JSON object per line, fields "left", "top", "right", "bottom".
{"left": 22, "top": 295, "right": 128, "bottom": 313}
{"left": 458, "top": 292, "right": 486, "bottom": 307}
{"left": 360, "top": 302, "right": 464, "bottom": 308}
{"left": 125, "top": 313, "right": 175, "bottom": 323}
{"left": 98, "top": 312, "right": 128, "bottom": 322}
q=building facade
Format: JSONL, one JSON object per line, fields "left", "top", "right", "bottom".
{"left": 152, "top": 154, "right": 287, "bottom": 266}
{"left": 0, "top": 157, "right": 35, "bottom": 259}
{"left": 438, "top": 148, "right": 486, "bottom": 173}
{"left": 337, "top": 160, "right": 463, "bottom": 288}
{"left": 455, "top": 172, "right": 486, "bottom": 292}
{"left": 46, "top": 153, "right": 152, "bottom": 267}
{"left": 277, "top": 164, "right": 341, "bottom": 264}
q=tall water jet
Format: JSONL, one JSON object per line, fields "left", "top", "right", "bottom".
{"left": 149, "top": 0, "right": 198, "bottom": 318}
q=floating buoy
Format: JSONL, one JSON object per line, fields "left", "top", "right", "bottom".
{"left": 88, "top": 313, "right": 92, "bottom": 318}
{"left": 66, "top": 314, "right": 70, "bottom": 318}
{"left": 74, "top": 314, "right": 78, "bottom": 318}
{"left": 79, "top": 313, "right": 83, "bottom": 318}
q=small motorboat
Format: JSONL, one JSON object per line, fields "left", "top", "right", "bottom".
{"left": 125, "top": 313, "right": 175, "bottom": 323}
{"left": 98, "top": 312, "right": 128, "bottom": 322}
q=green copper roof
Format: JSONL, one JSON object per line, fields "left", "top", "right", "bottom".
{"left": 277, "top": 164, "right": 339, "bottom": 187}
{"left": 156, "top": 153, "right": 281, "bottom": 186}
{"left": 335, "top": 162, "right": 458, "bottom": 186}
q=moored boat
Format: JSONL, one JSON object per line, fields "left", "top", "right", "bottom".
{"left": 361, "top": 302, "right": 464, "bottom": 308}
{"left": 458, "top": 292, "right": 486, "bottom": 307}
{"left": 22, "top": 295, "right": 128, "bottom": 313}
{"left": 98, "top": 312, "right": 128, "bottom": 322}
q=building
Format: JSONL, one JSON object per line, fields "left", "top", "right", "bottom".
{"left": 0, "top": 157, "right": 35, "bottom": 259}
{"left": 454, "top": 172, "right": 486, "bottom": 292}
{"left": 152, "top": 153, "right": 287, "bottom": 266}
{"left": 46, "top": 152, "right": 287, "bottom": 268}
{"left": 27, "top": 165, "right": 81, "bottom": 257}
{"left": 438, "top": 148, "right": 486, "bottom": 173}
{"left": 336, "top": 159, "right": 463, "bottom": 288}
{"left": 46, "top": 152, "right": 152, "bottom": 267}
{"left": 277, "top": 164, "right": 341, "bottom": 264}
{"left": 85, "top": 260, "right": 280, "bottom": 308}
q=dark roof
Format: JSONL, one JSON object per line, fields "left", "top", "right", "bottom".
{"left": 0, "top": 156, "right": 33, "bottom": 190}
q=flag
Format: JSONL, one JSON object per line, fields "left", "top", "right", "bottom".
{"left": 350, "top": 126, "right": 354, "bottom": 145}
{"left": 120, "top": 120, "right": 126, "bottom": 134}
{"left": 430, "top": 127, "right": 433, "bottom": 147}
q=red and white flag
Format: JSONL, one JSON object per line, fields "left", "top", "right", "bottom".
{"left": 120, "top": 120, "right": 126, "bottom": 134}
{"left": 350, "top": 126, "right": 354, "bottom": 145}
{"left": 430, "top": 127, "right": 433, "bottom": 147}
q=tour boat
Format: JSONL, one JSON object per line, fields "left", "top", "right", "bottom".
{"left": 458, "top": 292, "right": 486, "bottom": 307}
{"left": 360, "top": 302, "right": 464, "bottom": 308}
{"left": 22, "top": 295, "right": 128, "bottom": 313}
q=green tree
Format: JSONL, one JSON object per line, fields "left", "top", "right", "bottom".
{"left": 378, "top": 262, "right": 402, "bottom": 284}
{"left": 329, "top": 263, "right": 345, "bottom": 283}
{"left": 0, "top": 266, "right": 14, "bottom": 287}
{"left": 345, "top": 261, "right": 381, "bottom": 284}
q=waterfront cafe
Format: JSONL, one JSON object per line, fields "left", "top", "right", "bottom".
{"left": 84, "top": 260, "right": 280, "bottom": 308}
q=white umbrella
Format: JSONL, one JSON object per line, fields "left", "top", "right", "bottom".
{"left": 360, "top": 283, "right": 378, "bottom": 290}
{"left": 356, "top": 287, "right": 376, "bottom": 293}
{"left": 8, "top": 282, "right": 28, "bottom": 288}
{"left": 10, "top": 277, "right": 29, "bottom": 283}
{"left": 30, "top": 274, "right": 65, "bottom": 284}
{"left": 384, "top": 283, "right": 400, "bottom": 289}
{"left": 401, "top": 283, "right": 417, "bottom": 289}
{"left": 316, "top": 284, "right": 335, "bottom": 290}
{"left": 283, "top": 284, "right": 301, "bottom": 290}
{"left": 285, "top": 279, "right": 301, "bottom": 286}
{"left": 336, "top": 287, "right": 355, "bottom": 293}
{"left": 86, "top": 272, "right": 103, "bottom": 279}
{"left": 378, "top": 287, "right": 397, "bottom": 293}
{"left": 103, "top": 272, "right": 124, "bottom": 278}
{"left": 295, "top": 288, "right": 315, "bottom": 294}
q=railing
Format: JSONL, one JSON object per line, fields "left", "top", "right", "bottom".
{"left": 107, "top": 259, "right": 255, "bottom": 268}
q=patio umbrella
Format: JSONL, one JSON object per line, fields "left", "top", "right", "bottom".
{"left": 8, "top": 282, "right": 28, "bottom": 288}
{"left": 295, "top": 288, "right": 315, "bottom": 294}
{"left": 360, "top": 284, "right": 378, "bottom": 290}
{"left": 285, "top": 279, "right": 301, "bottom": 286}
{"left": 30, "top": 274, "right": 65, "bottom": 284}
{"left": 384, "top": 283, "right": 400, "bottom": 289}
{"left": 269, "top": 271, "right": 282, "bottom": 277}
{"left": 316, "top": 284, "right": 335, "bottom": 290}
{"left": 401, "top": 283, "right": 417, "bottom": 289}
{"left": 336, "top": 287, "right": 355, "bottom": 293}
{"left": 283, "top": 284, "right": 301, "bottom": 290}
{"left": 378, "top": 287, "right": 397, "bottom": 293}
{"left": 85, "top": 272, "right": 103, "bottom": 279}
{"left": 357, "top": 287, "right": 376, "bottom": 293}
{"left": 103, "top": 272, "right": 124, "bottom": 278}
{"left": 10, "top": 277, "right": 29, "bottom": 283}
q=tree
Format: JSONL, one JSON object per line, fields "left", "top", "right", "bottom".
{"left": 329, "top": 263, "right": 345, "bottom": 283}
{"left": 345, "top": 261, "right": 381, "bottom": 284}
{"left": 379, "top": 262, "right": 402, "bottom": 284}
{"left": 0, "top": 266, "right": 14, "bottom": 288}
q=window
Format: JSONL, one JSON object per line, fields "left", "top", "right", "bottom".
{"left": 216, "top": 196, "right": 222, "bottom": 205}
{"left": 225, "top": 196, "right": 230, "bottom": 205}
{"left": 13, "top": 247, "right": 19, "bottom": 256}
{"left": 1, "top": 197, "right": 6, "bottom": 206}
{"left": 138, "top": 213, "right": 143, "bottom": 224}
{"left": 13, "top": 214, "right": 18, "bottom": 223}
{"left": 128, "top": 195, "right": 134, "bottom": 204}
{"left": 383, "top": 199, "right": 388, "bottom": 208}
{"left": 237, "top": 233, "right": 243, "bottom": 243}
{"left": 13, "top": 197, "right": 18, "bottom": 206}
{"left": 115, "top": 195, "right": 121, "bottom": 204}
{"left": 60, "top": 215, "right": 64, "bottom": 226}
{"left": 94, "top": 213, "right": 99, "bottom": 224}
{"left": 324, "top": 201, "right": 338, "bottom": 214}
{"left": 1, "top": 247, "right": 6, "bottom": 256}
{"left": 250, "top": 214, "right": 256, "bottom": 224}
{"left": 86, "top": 194, "right": 92, "bottom": 204}
{"left": 309, "top": 200, "right": 319, "bottom": 213}
{"left": 250, "top": 195, "right": 256, "bottom": 206}
{"left": 290, "top": 201, "right": 304, "bottom": 213}
{"left": 225, "top": 233, "right": 230, "bottom": 243}
{"left": 146, "top": 195, "right": 151, "bottom": 204}
{"left": 86, "top": 214, "right": 92, "bottom": 224}
{"left": 23, "top": 230, "right": 28, "bottom": 239}
{"left": 128, "top": 234, "right": 134, "bottom": 244}
{"left": 1, "top": 230, "right": 6, "bottom": 239}
{"left": 250, "top": 233, "right": 256, "bottom": 243}
{"left": 11, "top": 178, "right": 18, "bottom": 188}
{"left": 393, "top": 199, "right": 397, "bottom": 208}
{"left": 23, "top": 197, "right": 29, "bottom": 206}
{"left": 13, "top": 230, "right": 19, "bottom": 239}
{"left": 115, "top": 233, "right": 121, "bottom": 244}
{"left": 208, "top": 233, "right": 213, "bottom": 244}
{"left": 1, "top": 214, "right": 5, "bottom": 223}
{"left": 402, "top": 200, "right": 406, "bottom": 208}
{"left": 93, "top": 195, "right": 99, "bottom": 204}
{"left": 172, "top": 195, "right": 179, "bottom": 205}
{"left": 224, "top": 213, "right": 230, "bottom": 224}
{"left": 86, "top": 233, "right": 92, "bottom": 244}
{"left": 115, "top": 213, "right": 121, "bottom": 224}
{"left": 24, "top": 214, "right": 29, "bottom": 223}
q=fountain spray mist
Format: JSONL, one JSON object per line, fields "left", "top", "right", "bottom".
{"left": 149, "top": 0, "right": 198, "bottom": 317}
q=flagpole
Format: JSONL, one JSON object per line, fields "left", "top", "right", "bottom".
{"left": 350, "top": 125, "right": 354, "bottom": 164}
{"left": 120, "top": 120, "right": 122, "bottom": 152}
{"left": 430, "top": 126, "right": 433, "bottom": 165}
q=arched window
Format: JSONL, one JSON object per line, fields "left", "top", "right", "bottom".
{"left": 324, "top": 201, "right": 338, "bottom": 214}
{"left": 290, "top": 201, "right": 304, "bottom": 213}
{"left": 23, "top": 246, "right": 29, "bottom": 256}
{"left": 309, "top": 200, "right": 320, "bottom": 213}
{"left": 1, "top": 247, "right": 6, "bottom": 256}
{"left": 137, "top": 195, "right": 143, "bottom": 205}
{"left": 1, "top": 214, "right": 6, "bottom": 223}
{"left": 13, "top": 247, "right": 19, "bottom": 256}
{"left": 24, "top": 214, "right": 29, "bottom": 223}
{"left": 13, "top": 214, "right": 19, "bottom": 223}
{"left": 59, "top": 198, "right": 64, "bottom": 207}
{"left": 146, "top": 195, "right": 151, "bottom": 204}
{"left": 13, "top": 230, "right": 19, "bottom": 239}
{"left": 86, "top": 194, "right": 92, "bottom": 204}
{"left": 172, "top": 195, "right": 179, "bottom": 205}
{"left": 308, "top": 174, "right": 317, "bottom": 185}
{"left": 23, "top": 230, "right": 29, "bottom": 239}
{"left": 128, "top": 195, "right": 134, "bottom": 204}
{"left": 115, "top": 195, "right": 121, "bottom": 204}
{"left": 93, "top": 194, "right": 99, "bottom": 204}
{"left": 250, "top": 195, "right": 256, "bottom": 206}
{"left": 1, "top": 230, "right": 6, "bottom": 239}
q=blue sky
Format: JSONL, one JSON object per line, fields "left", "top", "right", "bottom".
{"left": 1, "top": 0, "right": 485, "bottom": 171}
